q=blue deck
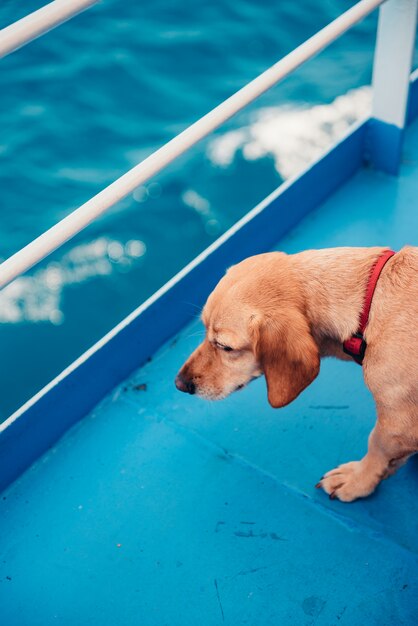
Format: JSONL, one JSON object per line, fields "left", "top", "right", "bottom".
{"left": 1, "top": 119, "right": 418, "bottom": 624}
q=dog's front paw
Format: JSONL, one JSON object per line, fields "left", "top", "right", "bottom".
{"left": 316, "top": 461, "right": 378, "bottom": 502}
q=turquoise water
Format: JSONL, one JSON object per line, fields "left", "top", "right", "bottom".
{"left": 0, "top": 0, "right": 387, "bottom": 419}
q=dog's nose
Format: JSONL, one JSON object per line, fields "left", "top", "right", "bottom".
{"left": 175, "top": 373, "right": 196, "bottom": 395}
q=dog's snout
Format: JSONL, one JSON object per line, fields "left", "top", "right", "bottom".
{"left": 175, "top": 373, "right": 196, "bottom": 395}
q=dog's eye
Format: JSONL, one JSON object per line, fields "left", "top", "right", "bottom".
{"left": 216, "top": 342, "right": 233, "bottom": 352}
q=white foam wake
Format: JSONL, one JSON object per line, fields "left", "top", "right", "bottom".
{"left": 0, "top": 237, "right": 146, "bottom": 324}
{"left": 207, "top": 86, "right": 371, "bottom": 179}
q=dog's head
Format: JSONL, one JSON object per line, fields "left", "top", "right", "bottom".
{"left": 175, "top": 253, "right": 320, "bottom": 407}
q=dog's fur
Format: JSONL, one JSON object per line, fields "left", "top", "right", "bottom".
{"left": 176, "top": 246, "right": 418, "bottom": 501}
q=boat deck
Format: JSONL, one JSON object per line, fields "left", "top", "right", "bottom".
{"left": 1, "top": 120, "right": 418, "bottom": 625}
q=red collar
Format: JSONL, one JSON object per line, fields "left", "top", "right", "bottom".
{"left": 343, "top": 249, "right": 396, "bottom": 365}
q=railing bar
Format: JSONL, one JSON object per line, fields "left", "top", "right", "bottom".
{"left": 0, "top": 0, "right": 386, "bottom": 290}
{"left": 0, "top": 0, "right": 99, "bottom": 59}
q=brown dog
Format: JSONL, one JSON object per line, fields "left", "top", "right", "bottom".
{"left": 175, "top": 246, "right": 418, "bottom": 501}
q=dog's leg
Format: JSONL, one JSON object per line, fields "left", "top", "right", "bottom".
{"left": 317, "top": 412, "right": 417, "bottom": 502}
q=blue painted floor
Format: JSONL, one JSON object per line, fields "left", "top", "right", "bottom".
{"left": 1, "top": 122, "right": 418, "bottom": 625}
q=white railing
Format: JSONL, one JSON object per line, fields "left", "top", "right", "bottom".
{"left": 0, "top": 0, "right": 99, "bottom": 59}
{"left": 0, "top": 0, "right": 416, "bottom": 290}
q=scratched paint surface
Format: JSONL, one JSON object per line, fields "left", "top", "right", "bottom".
{"left": 1, "top": 123, "right": 418, "bottom": 624}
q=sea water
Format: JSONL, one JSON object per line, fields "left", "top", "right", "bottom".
{"left": 0, "top": 0, "right": 392, "bottom": 418}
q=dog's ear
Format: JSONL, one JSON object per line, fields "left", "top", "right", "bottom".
{"left": 251, "top": 310, "right": 320, "bottom": 408}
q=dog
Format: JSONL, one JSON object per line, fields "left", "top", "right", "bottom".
{"left": 175, "top": 246, "right": 418, "bottom": 502}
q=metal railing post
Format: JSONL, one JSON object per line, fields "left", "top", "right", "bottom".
{"left": 368, "top": 0, "right": 418, "bottom": 174}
